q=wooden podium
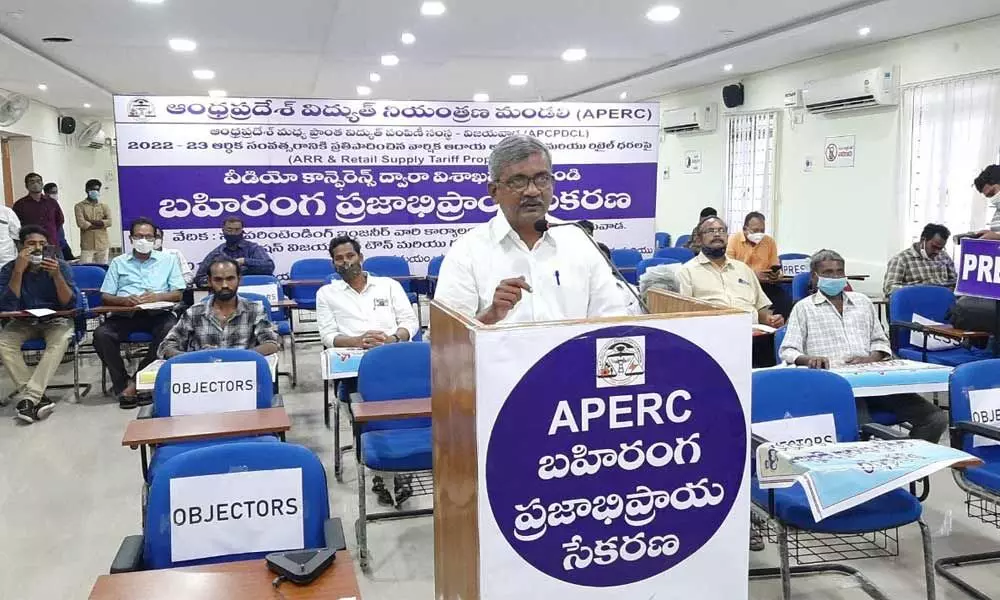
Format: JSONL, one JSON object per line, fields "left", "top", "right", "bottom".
{"left": 430, "top": 291, "right": 752, "bottom": 599}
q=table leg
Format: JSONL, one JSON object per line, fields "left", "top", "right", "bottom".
{"left": 334, "top": 392, "right": 343, "bottom": 482}
{"left": 323, "top": 379, "right": 331, "bottom": 429}
{"left": 140, "top": 445, "right": 148, "bottom": 481}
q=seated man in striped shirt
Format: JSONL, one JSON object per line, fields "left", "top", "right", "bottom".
{"left": 780, "top": 249, "right": 947, "bottom": 443}
{"left": 158, "top": 257, "right": 280, "bottom": 358}
{"left": 883, "top": 223, "right": 957, "bottom": 297}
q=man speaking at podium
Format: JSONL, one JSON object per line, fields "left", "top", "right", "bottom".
{"left": 435, "top": 135, "right": 627, "bottom": 324}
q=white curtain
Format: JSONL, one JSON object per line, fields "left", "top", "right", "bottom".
{"left": 899, "top": 72, "right": 1000, "bottom": 244}
{"left": 724, "top": 111, "right": 778, "bottom": 233}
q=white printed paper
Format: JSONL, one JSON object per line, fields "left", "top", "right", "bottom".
{"left": 780, "top": 259, "right": 809, "bottom": 277}
{"left": 752, "top": 414, "right": 836, "bottom": 448}
{"left": 25, "top": 308, "right": 56, "bottom": 317}
{"left": 909, "top": 313, "right": 960, "bottom": 351}
{"left": 169, "top": 361, "right": 258, "bottom": 415}
{"left": 968, "top": 388, "right": 1000, "bottom": 447}
{"left": 239, "top": 284, "right": 280, "bottom": 304}
{"left": 138, "top": 301, "right": 176, "bottom": 311}
{"left": 169, "top": 468, "right": 304, "bottom": 563}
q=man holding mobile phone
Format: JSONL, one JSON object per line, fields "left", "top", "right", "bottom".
{"left": 727, "top": 212, "right": 792, "bottom": 318}
{"left": 0, "top": 225, "right": 76, "bottom": 424}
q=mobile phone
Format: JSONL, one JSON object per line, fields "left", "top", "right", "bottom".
{"left": 42, "top": 245, "right": 60, "bottom": 260}
{"left": 769, "top": 265, "right": 782, "bottom": 273}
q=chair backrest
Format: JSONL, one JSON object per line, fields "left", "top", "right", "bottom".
{"left": 773, "top": 326, "right": 786, "bottom": 364}
{"left": 653, "top": 247, "right": 695, "bottom": 263}
{"left": 153, "top": 348, "right": 273, "bottom": 417}
{"left": 674, "top": 234, "right": 691, "bottom": 248}
{"left": 751, "top": 369, "right": 860, "bottom": 444}
{"left": 72, "top": 265, "right": 107, "bottom": 310}
{"left": 654, "top": 232, "right": 671, "bottom": 249}
{"left": 288, "top": 259, "right": 335, "bottom": 304}
{"left": 779, "top": 253, "right": 810, "bottom": 261}
{"left": 363, "top": 256, "right": 413, "bottom": 292}
{"left": 636, "top": 257, "right": 678, "bottom": 278}
{"left": 791, "top": 272, "right": 812, "bottom": 303}
{"left": 236, "top": 277, "right": 285, "bottom": 322}
{"left": 76, "top": 262, "right": 108, "bottom": 271}
{"left": 357, "top": 343, "right": 431, "bottom": 432}
{"left": 427, "top": 255, "right": 445, "bottom": 277}
{"left": 949, "top": 360, "right": 1000, "bottom": 463}
{"left": 609, "top": 248, "right": 642, "bottom": 269}
{"left": 888, "top": 285, "right": 956, "bottom": 352}
{"left": 143, "top": 441, "right": 329, "bottom": 570}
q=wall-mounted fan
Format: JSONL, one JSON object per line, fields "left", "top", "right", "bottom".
{"left": 0, "top": 92, "right": 30, "bottom": 127}
{"left": 76, "top": 120, "right": 106, "bottom": 149}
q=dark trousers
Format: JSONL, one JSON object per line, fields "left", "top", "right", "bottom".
{"left": 752, "top": 334, "right": 777, "bottom": 368}
{"left": 761, "top": 282, "right": 793, "bottom": 320}
{"left": 856, "top": 394, "right": 948, "bottom": 443}
{"left": 93, "top": 312, "right": 177, "bottom": 394}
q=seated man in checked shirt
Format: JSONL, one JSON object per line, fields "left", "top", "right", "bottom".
{"left": 158, "top": 257, "right": 280, "bottom": 358}
{"left": 883, "top": 223, "right": 957, "bottom": 297}
{"left": 780, "top": 249, "right": 947, "bottom": 443}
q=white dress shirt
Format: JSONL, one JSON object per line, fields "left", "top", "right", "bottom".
{"left": 434, "top": 214, "right": 627, "bottom": 324}
{"left": 0, "top": 206, "right": 21, "bottom": 266}
{"left": 316, "top": 273, "right": 419, "bottom": 347}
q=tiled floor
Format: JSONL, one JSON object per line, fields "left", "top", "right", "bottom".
{"left": 1, "top": 342, "right": 999, "bottom": 599}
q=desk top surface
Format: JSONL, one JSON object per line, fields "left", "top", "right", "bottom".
{"left": 924, "top": 324, "right": 992, "bottom": 339}
{"left": 352, "top": 397, "right": 431, "bottom": 422}
{"left": 122, "top": 407, "right": 290, "bottom": 447}
{"left": 0, "top": 309, "right": 76, "bottom": 319}
{"left": 88, "top": 557, "right": 361, "bottom": 600}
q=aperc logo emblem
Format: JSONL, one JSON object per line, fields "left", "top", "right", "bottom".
{"left": 596, "top": 336, "right": 645, "bottom": 388}
{"left": 127, "top": 98, "right": 156, "bottom": 120}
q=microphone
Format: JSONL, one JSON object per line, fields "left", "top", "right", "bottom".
{"left": 533, "top": 219, "right": 649, "bottom": 314}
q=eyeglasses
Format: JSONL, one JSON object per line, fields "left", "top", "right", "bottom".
{"left": 701, "top": 228, "right": 727, "bottom": 235}
{"left": 500, "top": 173, "right": 554, "bottom": 192}
{"left": 131, "top": 234, "right": 156, "bottom": 241}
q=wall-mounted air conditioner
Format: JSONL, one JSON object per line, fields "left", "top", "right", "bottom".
{"left": 661, "top": 103, "right": 718, "bottom": 134}
{"left": 801, "top": 66, "right": 898, "bottom": 114}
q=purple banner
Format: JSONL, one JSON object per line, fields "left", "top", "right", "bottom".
{"left": 118, "top": 163, "right": 656, "bottom": 229}
{"left": 957, "top": 238, "right": 1000, "bottom": 299}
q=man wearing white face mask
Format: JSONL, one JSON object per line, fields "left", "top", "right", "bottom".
{"left": 782, "top": 249, "right": 947, "bottom": 443}
{"left": 74, "top": 178, "right": 112, "bottom": 264}
{"left": 883, "top": 223, "right": 957, "bottom": 297}
{"left": 727, "top": 212, "right": 790, "bottom": 318}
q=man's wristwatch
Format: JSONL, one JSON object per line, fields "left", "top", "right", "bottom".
{"left": 390, "top": 334, "right": 400, "bottom": 343}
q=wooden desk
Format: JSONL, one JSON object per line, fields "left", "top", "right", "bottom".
{"left": 93, "top": 305, "right": 165, "bottom": 315}
{"left": 271, "top": 298, "right": 298, "bottom": 309}
{"left": 282, "top": 279, "right": 328, "bottom": 288}
{"left": 351, "top": 397, "right": 431, "bottom": 422}
{"left": 924, "top": 324, "right": 992, "bottom": 341}
{"left": 88, "top": 556, "right": 362, "bottom": 600}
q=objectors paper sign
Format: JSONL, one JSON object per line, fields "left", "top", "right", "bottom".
{"left": 957, "top": 238, "right": 1000, "bottom": 300}
{"left": 169, "top": 361, "right": 258, "bottom": 415}
{"left": 968, "top": 388, "right": 1000, "bottom": 448}
{"left": 484, "top": 324, "right": 747, "bottom": 591}
{"left": 169, "top": 468, "right": 304, "bottom": 563}
{"left": 752, "top": 413, "right": 836, "bottom": 448}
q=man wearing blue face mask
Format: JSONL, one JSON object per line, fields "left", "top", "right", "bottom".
{"left": 74, "top": 179, "right": 112, "bottom": 264}
{"left": 194, "top": 217, "right": 275, "bottom": 286}
{"left": 780, "top": 249, "right": 947, "bottom": 443}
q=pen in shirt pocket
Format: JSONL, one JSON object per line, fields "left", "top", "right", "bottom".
{"left": 554, "top": 270, "right": 561, "bottom": 286}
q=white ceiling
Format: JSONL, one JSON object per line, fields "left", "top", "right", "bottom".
{"left": 0, "top": 0, "right": 998, "bottom": 117}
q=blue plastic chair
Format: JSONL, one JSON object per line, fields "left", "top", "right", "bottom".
{"left": 426, "top": 255, "right": 444, "bottom": 298}
{"left": 110, "top": 441, "right": 338, "bottom": 572}
{"left": 635, "top": 257, "right": 678, "bottom": 279}
{"left": 71, "top": 265, "right": 106, "bottom": 317}
{"left": 791, "top": 272, "right": 812, "bottom": 303}
{"left": 773, "top": 326, "right": 786, "bottom": 364}
{"left": 608, "top": 249, "right": 642, "bottom": 285}
{"left": 674, "top": 234, "right": 691, "bottom": 248}
{"left": 654, "top": 232, "right": 671, "bottom": 249}
{"left": 889, "top": 286, "right": 991, "bottom": 366}
{"left": 287, "top": 258, "right": 335, "bottom": 311}
{"left": 351, "top": 343, "right": 432, "bottom": 571}
{"left": 240, "top": 276, "right": 297, "bottom": 387}
{"left": 19, "top": 285, "right": 91, "bottom": 402}
{"left": 779, "top": 253, "right": 810, "bottom": 262}
{"left": 143, "top": 349, "right": 279, "bottom": 481}
{"left": 364, "top": 256, "right": 418, "bottom": 305}
{"left": 750, "top": 369, "right": 935, "bottom": 600}
{"left": 935, "top": 360, "right": 1000, "bottom": 594}
{"left": 653, "top": 247, "right": 695, "bottom": 263}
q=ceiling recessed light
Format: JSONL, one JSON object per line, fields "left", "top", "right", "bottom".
{"left": 37, "top": 83, "right": 47, "bottom": 91}
{"left": 401, "top": 32, "right": 416, "bottom": 45}
{"left": 42, "top": 36, "right": 73, "bottom": 43}
{"left": 381, "top": 54, "right": 399, "bottom": 66}
{"left": 473, "top": 92, "right": 490, "bottom": 102}
{"left": 133, "top": 0, "right": 165, "bottom": 4}
{"left": 858, "top": 26, "right": 871, "bottom": 37}
{"left": 356, "top": 85, "right": 372, "bottom": 97}
{"left": 561, "top": 48, "right": 587, "bottom": 62}
{"left": 723, "top": 63, "right": 733, "bottom": 72}
{"left": 508, "top": 74, "right": 528, "bottom": 86}
{"left": 192, "top": 69, "right": 215, "bottom": 80}
{"left": 420, "top": 1, "right": 446, "bottom": 16}
{"left": 208, "top": 90, "right": 227, "bottom": 98}
{"left": 83, "top": 103, "right": 91, "bottom": 108}
{"left": 618, "top": 91, "right": 628, "bottom": 100}
{"left": 169, "top": 38, "right": 197, "bottom": 52}
{"left": 646, "top": 5, "right": 680, "bottom": 23}
{"left": 369, "top": 72, "right": 381, "bottom": 83}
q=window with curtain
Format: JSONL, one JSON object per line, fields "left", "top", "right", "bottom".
{"left": 724, "top": 111, "right": 779, "bottom": 233}
{"left": 899, "top": 72, "right": 1000, "bottom": 245}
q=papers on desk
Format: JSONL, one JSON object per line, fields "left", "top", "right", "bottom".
{"left": 24, "top": 308, "right": 56, "bottom": 318}
{"left": 137, "top": 301, "right": 176, "bottom": 311}
{"left": 830, "top": 359, "right": 952, "bottom": 397}
{"left": 756, "top": 439, "right": 975, "bottom": 521}
{"left": 752, "top": 324, "right": 777, "bottom": 334}
{"left": 322, "top": 348, "right": 365, "bottom": 380}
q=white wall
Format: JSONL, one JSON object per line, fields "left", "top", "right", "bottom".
{"left": 1, "top": 97, "right": 120, "bottom": 253}
{"left": 656, "top": 16, "right": 1000, "bottom": 295}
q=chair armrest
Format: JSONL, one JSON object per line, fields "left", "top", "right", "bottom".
{"left": 889, "top": 320, "right": 924, "bottom": 333}
{"left": 109, "top": 535, "right": 144, "bottom": 574}
{"left": 861, "top": 423, "right": 908, "bottom": 440}
{"left": 750, "top": 432, "right": 769, "bottom": 453}
{"left": 323, "top": 517, "right": 347, "bottom": 551}
{"left": 136, "top": 405, "right": 154, "bottom": 420}
{"left": 349, "top": 391, "right": 363, "bottom": 404}
{"left": 954, "top": 420, "right": 1000, "bottom": 443}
